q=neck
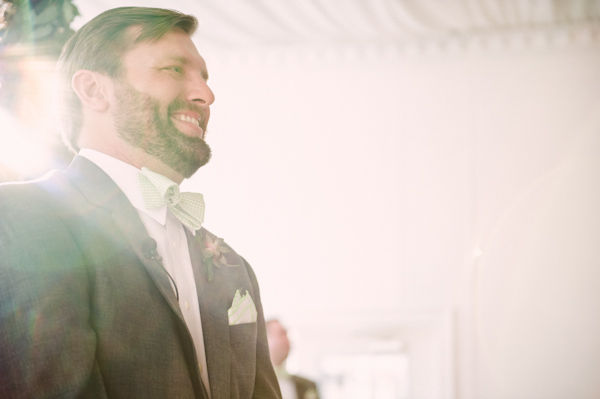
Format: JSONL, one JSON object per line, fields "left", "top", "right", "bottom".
{"left": 79, "top": 139, "right": 185, "bottom": 184}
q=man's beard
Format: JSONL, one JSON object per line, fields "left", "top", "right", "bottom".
{"left": 112, "top": 82, "right": 211, "bottom": 178}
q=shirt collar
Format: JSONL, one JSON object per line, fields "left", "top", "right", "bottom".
{"left": 79, "top": 148, "right": 168, "bottom": 226}
{"left": 274, "top": 364, "right": 292, "bottom": 380}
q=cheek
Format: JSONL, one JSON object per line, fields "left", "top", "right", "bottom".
{"left": 135, "top": 84, "right": 180, "bottom": 108}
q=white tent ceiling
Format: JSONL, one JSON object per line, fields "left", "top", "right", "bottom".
{"left": 73, "top": 0, "right": 600, "bottom": 55}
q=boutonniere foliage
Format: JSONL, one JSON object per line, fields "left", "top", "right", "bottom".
{"left": 197, "top": 231, "right": 239, "bottom": 282}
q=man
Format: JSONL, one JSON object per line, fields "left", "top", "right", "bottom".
{"left": 0, "top": 7, "right": 280, "bottom": 399}
{"left": 266, "top": 320, "right": 320, "bottom": 399}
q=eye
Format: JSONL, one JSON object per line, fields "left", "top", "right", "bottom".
{"left": 165, "top": 66, "right": 183, "bottom": 74}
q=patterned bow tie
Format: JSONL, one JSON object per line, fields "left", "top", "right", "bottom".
{"left": 138, "top": 167, "right": 205, "bottom": 231}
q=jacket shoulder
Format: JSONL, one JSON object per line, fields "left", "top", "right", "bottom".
{"left": 0, "top": 170, "right": 74, "bottom": 211}
{"left": 0, "top": 170, "right": 81, "bottom": 253}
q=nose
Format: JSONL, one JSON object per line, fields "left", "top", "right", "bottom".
{"left": 187, "top": 73, "right": 215, "bottom": 107}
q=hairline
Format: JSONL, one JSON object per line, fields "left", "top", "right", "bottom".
{"left": 112, "top": 25, "right": 195, "bottom": 78}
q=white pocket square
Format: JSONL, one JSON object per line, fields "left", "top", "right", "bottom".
{"left": 228, "top": 289, "right": 257, "bottom": 325}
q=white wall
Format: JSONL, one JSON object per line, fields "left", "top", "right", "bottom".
{"left": 183, "top": 41, "right": 600, "bottom": 398}
{"left": 470, "top": 48, "right": 600, "bottom": 398}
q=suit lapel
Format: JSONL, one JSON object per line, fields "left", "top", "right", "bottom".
{"left": 186, "top": 228, "right": 231, "bottom": 399}
{"left": 65, "top": 156, "right": 185, "bottom": 325}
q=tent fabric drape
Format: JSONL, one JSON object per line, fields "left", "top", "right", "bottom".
{"left": 193, "top": 0, "right": 600, "bottom": 51}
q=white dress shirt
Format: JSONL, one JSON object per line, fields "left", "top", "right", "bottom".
{"left": 79, "top": 149, "right": 211, "bottom": 397}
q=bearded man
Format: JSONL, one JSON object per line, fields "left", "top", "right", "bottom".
{"left": 0, "top": 7, "right": 281, "bottom": 399}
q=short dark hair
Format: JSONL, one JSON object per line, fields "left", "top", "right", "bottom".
{"left": 56, "top": 7, "right": 198, "bottom": 153}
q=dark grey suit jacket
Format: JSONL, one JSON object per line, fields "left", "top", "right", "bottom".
{"left": 0, "top": 156, "right": 281, "bottom": 399}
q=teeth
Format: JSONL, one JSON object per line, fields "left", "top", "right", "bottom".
{"left": 175, "top": 114, "right": 199, "bottom": 127}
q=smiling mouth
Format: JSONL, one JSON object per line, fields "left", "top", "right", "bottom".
{"left": 173, "top": 114, "right": 200, "bottom": 127}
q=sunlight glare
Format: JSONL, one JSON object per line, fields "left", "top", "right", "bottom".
{"left": 0, "top": 108, "right": 54, "bottom": 177}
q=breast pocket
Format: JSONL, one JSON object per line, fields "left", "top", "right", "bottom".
{"left": 229, "top": 322, "right": 258, "bottom": 393}
{"left": 230, "top": 321, "right": 257, "bottom": 358}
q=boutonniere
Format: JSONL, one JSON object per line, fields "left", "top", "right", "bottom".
{"left": 197, "top": 231, "right": 239, "bottom": 282}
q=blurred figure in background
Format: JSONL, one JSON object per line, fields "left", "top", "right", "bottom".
{"left": 267, "top": 319, "right": 320, "bottom": 399}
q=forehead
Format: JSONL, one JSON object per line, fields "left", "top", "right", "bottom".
{"left": 122, "top": 28, "right": 208, "bottom": 73}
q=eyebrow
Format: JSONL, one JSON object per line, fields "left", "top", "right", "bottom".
{"left": 159, "top": 55, "right": 209, "bottom": 80}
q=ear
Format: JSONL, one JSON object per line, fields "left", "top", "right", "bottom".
{"left": 71, "top": 70, "right": 111, "bottom": 111}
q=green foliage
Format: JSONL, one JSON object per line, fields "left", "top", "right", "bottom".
{"left": 0, "top": 0, "right": 79, "bottom": 49}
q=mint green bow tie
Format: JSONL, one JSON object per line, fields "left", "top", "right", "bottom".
{"left": 138, "top": 167, "right": 205, "bottom": 231}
